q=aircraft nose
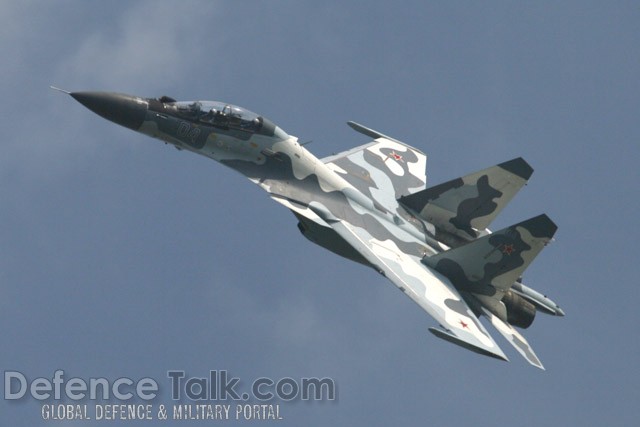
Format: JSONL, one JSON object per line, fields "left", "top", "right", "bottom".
{"left": 70, "top": 91, "right": 148, "bottom": 130}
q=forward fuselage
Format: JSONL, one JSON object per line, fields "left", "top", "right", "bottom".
{"left": 104, "top": 93, "right": 442, "bottom": 261}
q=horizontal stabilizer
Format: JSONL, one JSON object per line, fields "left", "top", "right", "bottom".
{"left": 424, "top": 214, "right": 557, "bottom": 295}
{"left": 399, "top": 158, "right": 533, "bottom": 239}
{"left": 481, "top": 308, "right": 544, "bottom": 369}
{"left": 429, "top": 327, "right": 508, "bottom": 361}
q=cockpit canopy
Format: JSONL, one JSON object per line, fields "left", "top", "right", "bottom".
{"left": 176, "top": 101, "right": 259, "bottom": 129}
{"left": 159, "top": 98, "right": 286, "bottom": 139}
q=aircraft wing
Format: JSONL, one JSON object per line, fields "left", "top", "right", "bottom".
{"left": 308, "top": 202, "right": 507, "bottom": 361}
{"left": 322, "top": 122, "right": 427, "bottom": 211}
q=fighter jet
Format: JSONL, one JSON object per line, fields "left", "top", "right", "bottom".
{"left": 54, "top": 88, "right": 563, "bottom": 369}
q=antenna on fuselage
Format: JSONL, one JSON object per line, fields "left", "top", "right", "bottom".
{"left": 50, "top": 86, "right": 71, "bottom": 94}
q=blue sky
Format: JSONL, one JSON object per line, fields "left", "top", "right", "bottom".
{"left": 2, "top": 1, "right": 639, "bottom": 425}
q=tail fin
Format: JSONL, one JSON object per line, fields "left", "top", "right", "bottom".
{"left": 399, "top": 158, "right": 533, "bottom": 239}
{"left": 423, "top": 214, "right": 557, "bottom": 295}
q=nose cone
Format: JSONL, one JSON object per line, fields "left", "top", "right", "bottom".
{"left": 70, "top": 91, "right": 148, "bottom": 130}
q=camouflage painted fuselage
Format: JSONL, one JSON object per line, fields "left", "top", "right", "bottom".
{"left": 137, "top": 95, "right": 442, "bottom": 264}
{"left": 64, "top": 91, "right": 563, "bottom": 369}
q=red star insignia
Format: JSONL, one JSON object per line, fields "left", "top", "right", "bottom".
{"left": 459, "top": 320, "right": 469, "bottom": 329}
{"left": 502, "top": 244, "right": 515, "bottom": 255}
{"left": 389, "top": 151, "right": 403, "bottom": 162}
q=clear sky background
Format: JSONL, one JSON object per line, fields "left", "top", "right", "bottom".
{"left": 2, "top": 1, "right": 639, "bottom": 425}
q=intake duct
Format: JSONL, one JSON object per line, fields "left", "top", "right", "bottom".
{"left": 502, "top": 290, "right": 536, "bottom": 329}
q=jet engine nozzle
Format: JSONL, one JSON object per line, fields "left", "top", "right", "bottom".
{"left": 502, "top": 290, "right": 536, "bottom": 329}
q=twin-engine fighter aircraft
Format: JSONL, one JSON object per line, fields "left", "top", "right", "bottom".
{"left": 55, "top": 88, "right": 563, "bottom": 369}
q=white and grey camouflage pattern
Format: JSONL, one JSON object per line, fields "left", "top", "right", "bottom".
{"left": 63, "top": 91, "right": 562, "bottom": 369}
